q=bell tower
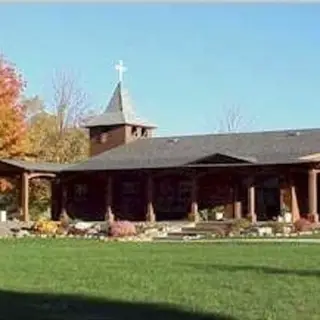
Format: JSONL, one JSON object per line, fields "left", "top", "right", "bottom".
{"left": 85, "top": 60, "right": 156, "bottom": 157}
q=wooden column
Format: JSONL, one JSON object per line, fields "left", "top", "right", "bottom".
{"left": 308, "top": 168, "right": 319, "bottom": 223}
{"left": 279, "top": 176, "right": 286, "bottom": 212}
{"left": 105, "top": 175, "right": 114, "bottom": 223}
{"left": 21, "top": 172, "right": 29, "bottom": 222}
{"left": 190, "top": 174, "right": 199, "bottom": 222}
{"left": 247, "top": 177, "right": 256, "bottom": 223}
{"left": 146, "top": 174, "right": 156, "bottom": 222}
{"left": 50, "top": 180, "right": 57, "bottom": 220}
{"left": 60, "top": 183, "right": 68, "bottom": 218}
{"left": 290, "top": 183, "right": 299, "bottom": 222}
{"left": 233, "top": 184, "right": 242, "bottom": 219}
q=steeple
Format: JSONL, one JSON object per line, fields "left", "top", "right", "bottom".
{"left": 85, "top": 61, "right": 157, "bottom": 157}
{"left": 85, "top": 81, "right": 156, "bottom": 129}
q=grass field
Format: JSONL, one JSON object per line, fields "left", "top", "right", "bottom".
{"left": 0, "top": 239, "right": 320, "bottom": 320}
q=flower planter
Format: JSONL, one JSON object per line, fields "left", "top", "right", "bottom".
{"left": 277, "top": 216, "right": 284, "bottom": 223}
{"left": 284, "top": 212, "right": 292, "bottom": 223}
{"left": 215, "top": 212, "right": 224, "bottom": 221}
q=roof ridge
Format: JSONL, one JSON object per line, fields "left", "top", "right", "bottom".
{"left": 149, "top": 127, "right": 320, "bottom": 141}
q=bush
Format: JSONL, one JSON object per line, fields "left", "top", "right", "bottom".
{"left": 109, "top": 221, "right": 137, "bottom": 237}
{"left": 198, "top": 208, "right": 222, "bottom": 221}
{"left": 264, "top": 221, "right": 285, "bottom": 234}
{"left": 294, "top": 218, "right": 315, "bottom": 232}
{"left": 59, "top": 211, "right": 71, "bottom": 230}
{"left": 32, "top": 218, "right": 60, "bottom": 235}
{"left": 211, "top": 226, "right": 226, "bottom": 237}
{"left": 231, "top": 218, "right": 251, "bottom": 234}
{"left": 306, "top": 214, "right": 317, "bottom": 223}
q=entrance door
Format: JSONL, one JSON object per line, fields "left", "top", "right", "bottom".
{"left": 256, "top": 176, "right": 280, "bottom": 221}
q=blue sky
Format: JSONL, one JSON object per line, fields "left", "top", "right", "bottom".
{"left": 1, "top": 4, "right": 320, "bottom": 136}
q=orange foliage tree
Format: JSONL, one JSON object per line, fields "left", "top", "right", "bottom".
{"left": 0, "top": 56, "right": 28, "bottom": 191}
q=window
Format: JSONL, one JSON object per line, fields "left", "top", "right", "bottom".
{"left": 131, "top": 126, "right": 139, "bottom": 137}
{"left": 141, "top": 128, "right": 148, "bottom": 137}
{"left": 100, "top": 132, "right": 108, "bottom": 143}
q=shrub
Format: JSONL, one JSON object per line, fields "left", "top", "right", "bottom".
{"left": 109, "top": 221, "right": 137, "bottom": 237}
{"left": 210, "top": 226, "right": 226, "bottom": 237}
{"left": 294, "top": 218, "right": 315, "bottom": 232}
{"left": 231, "top": 218, "right": 251, "bottom": 234}
{"left": 306, "top": 214, "right": 317, "bottom": 223}
{"left": 198, "top": 208, "right": 223, "bottom": 221}
{"left": 264, "top": 221, "right": 285, "bottom": 234}
{"left": 59, "top": 211, "right": 71, "bottom": 230}
{"left": 32, "top": 218, "right": 60, "bottom": 235}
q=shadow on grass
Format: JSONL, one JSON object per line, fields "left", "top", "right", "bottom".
{"left": 0, "top": 289, "right": 237, "bottom": 320}
{"left": 185, "top": 263, "right": 320, "bottom": 277}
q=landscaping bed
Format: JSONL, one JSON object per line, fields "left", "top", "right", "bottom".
{"left": 3, "top": 216, "right": 320, "bottom": 242}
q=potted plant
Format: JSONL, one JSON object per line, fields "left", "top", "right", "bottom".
{"left": 198, "top": 209, "right": 209, "bottom": 221}
{"left": 280, "top": 204, "right": 292, "bottom": 223}
{"left": 213, "top": 205, "right": 225, "bottom": 221}
{"left": 0, "top": 194, "right": 7, "bottom": 222}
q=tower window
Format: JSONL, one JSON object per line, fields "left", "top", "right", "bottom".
{"left": 141, "top": 128, "right": 148, "bottom": 137}
{"left": 131, "top": 126, "right": 139, "bottom": 137}
{"left": 99, "top": 132, "right": 108, "bottom": 143}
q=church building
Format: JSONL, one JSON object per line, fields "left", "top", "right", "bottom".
{"left": 47, "top": 62, "right": 320, "bottom": 224}
{"left": 2, "top": 61, "right": 320, "bottom": 224}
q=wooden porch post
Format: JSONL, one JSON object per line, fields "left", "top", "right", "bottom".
{"left": 308, "top": 168, "right": 319, "bottom": 223}
{"left": 190, "top": 174, "right": 199, "bottom": 222}
{"left": 60, "top": 183, "right": 68, "bottom": 217}
{"left": 233, "top": 184, "right": 242, "bottom": 219}
{"left": 105, "top": 175, "right": 114, "bottom": 223}
{"left": 21, "top": 172, "right": 29, "bottom": 222}
{"left": 279, "top": 175, "right": 286, "bottom": 213}
{"left": 146, "top": 174, "right": 156, "bottom": 222}
{"left": 290, "top": 182, "right": 299, "bottom": 222}
{"left": 247, "top": 176, "right": 257, "bottom": 223}
{"left": 50, "top": 179, "right": 58, "bottom": 220}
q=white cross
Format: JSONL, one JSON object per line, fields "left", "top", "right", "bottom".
{"left": 115, "top": 60, "right": 127, "bottom": 83}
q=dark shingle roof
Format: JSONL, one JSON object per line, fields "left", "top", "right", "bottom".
{"left": 64, "top": 128, "right": 320, "bottom": 171}
{"left": 85, "top": 82, "right": 156, "bottom": 128}
{"left": 0, "top": 159, "right": 70, "bottom": 173}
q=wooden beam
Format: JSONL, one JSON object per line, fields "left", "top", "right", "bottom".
{"left": 105, "top": 175, "right": 114, "bottom": 223}
{"left": 190, "top": 174, "right": 199, "bottom": 222}
{"left": 308, "top": 168, "right": 319, "bottom": 222}
{"left": 233, "top": 184, "right": 242, "bottom": 219}
{"left": 28, "top": 172, "right": 56, "bottom": 180}
{"left": 60, "top": 184, "right": 68, "bottom": 218}
{"left": 21, "top": 172, "right": 29, "bottom": 222}
{"left": 279, "top": 175, "right": 286, "bottom": 213}
{"left": 247, "top": 176, "right": 256, "bottom": 223}
{"left": 146, "top": 174, "right": 156, "bottom": 222}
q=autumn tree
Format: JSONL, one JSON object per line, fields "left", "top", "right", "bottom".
{"left": 0, "top": 56, "right": 30, "bottom": 196}
{"left": 25, "top": 71, "right": 93, "bottom": 218}
{"left": 27, "top": 70, "right": 92, "bottom": 164}
{"left": 0, "top": 56, "right": 28, "bottom": 159}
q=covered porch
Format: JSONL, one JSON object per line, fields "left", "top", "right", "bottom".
{"left": 0, "top": 159, "right": 67, "bottom": 222}
{"left": 59, "top": 161, "right": 320, "bottom": 224}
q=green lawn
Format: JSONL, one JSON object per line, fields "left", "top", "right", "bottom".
{"left": 0, "top": 239, "right": 320, "bottom": 320}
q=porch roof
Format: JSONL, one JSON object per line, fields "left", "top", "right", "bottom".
{"left": 0, "top": 159, "right": 71, "bottom": 173}
{"left": 64, "top": 128, "right": 320, "bottom": 172}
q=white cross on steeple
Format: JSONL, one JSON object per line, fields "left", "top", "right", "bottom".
{"left": 115, "top": 60, "right": 127, "bottom": 83}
